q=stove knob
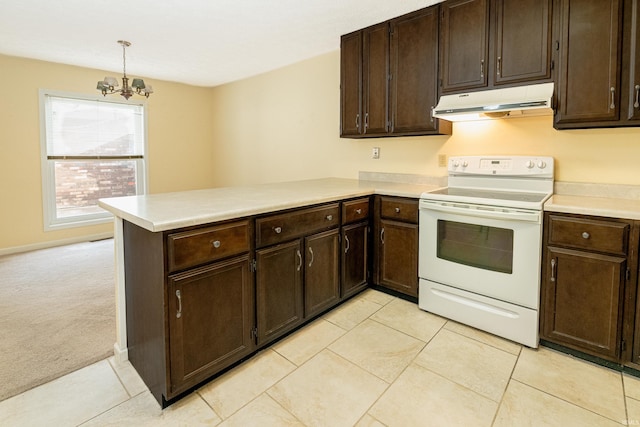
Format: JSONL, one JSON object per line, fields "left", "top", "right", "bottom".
{"left": 462, "top": 161, "right": 469, "bottom": 168}
{"left": 537, "top": 160, "right": 547, "bottom": 169}
{"left": 525, "top": 160, "right": 535, "bottom": 169}
{"left": 453, "top": 160, "right": 460, "bottom": 167}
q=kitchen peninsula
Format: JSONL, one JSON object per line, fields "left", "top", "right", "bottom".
{"left": 99, "top": 176, "right": 441, "bottom": 406}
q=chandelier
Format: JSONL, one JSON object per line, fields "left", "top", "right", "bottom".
{"left": 96, "top": 40, "right": 153, "bottom": 100}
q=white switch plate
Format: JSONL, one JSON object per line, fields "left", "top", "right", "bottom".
{"left": 372, "top": 147, "right": 380, "bottom": 159}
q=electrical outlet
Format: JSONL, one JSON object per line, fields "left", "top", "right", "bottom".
{"left": 438, "top": 154, "right": 447, "bottom": 167}
{"left": 372, "top": 147, "right": 380, "bottom": 159}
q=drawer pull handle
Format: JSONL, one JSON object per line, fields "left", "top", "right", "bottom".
{"left": 635, "top": 84, "right": 640, "bottom": 109}
{"left": 610, "top": 87, "right": 616, "bottom": 110}
{"left": 582, "top": 232, "right": 590, "bottom": 239}
{"left": 345, "top": 235, "right": 350, "bottom": 254}
{"left": 274, "top": 226, "right": 282, "bottom": 234}
{"left": 308, "top": 247, "right": 314, "bottom": 267}
{"left": 326, "top": 215, "right": 333, "bottom": 221}
{"left": 395, "top": 207, "right": 400, "bottom": 213}
{"left": 176, "top": 290, "right": 182, "bottom": 318}
{"left": 211, "top": 240, "right": 221, "bottom": 248}
{"left": 355, "top": 208, "right": 362, "bottom": 215}
{"left": 296, "top": 249, "right": 302, "bottom": 271}
{"left": 550, "top": 258, "right": 556, "bottom": 282}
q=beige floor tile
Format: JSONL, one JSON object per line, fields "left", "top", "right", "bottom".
{"left": 494, "top": 380, "right": 622, "bottom": 427}
{"left": 108, "top": 356, "right": 148, "bottom": 397}
{"left": 512, "top": 347, "right": 625, "bottom": 422}
{"left": 354, "top": 414, "right": 386, "bottom": 427}
{"left": 329, "top": 319, "right": 425, "bottom": 382}
{"left": 625, "top": 374, "right": 640, "bottom": 400}
{"left": 443, "top": 320, "right": 522, "bottom": 355}
{"left": 626, "top": 397, "right": 640, "bottom": 426}
{"left": 323, "top": 296, "right": 382, "bottom": 330}
{"left": 369, "top": 363, "right": 497, "bottom": 427}
{"left": 370, "top": 297, "right": 446, "bottom": 342}
{"left": 267, "top": 349, "right": 388, "bottom": 427}
{"left": 0, "top": 359, "right": 129, "bottom": 426}
{"left": 414, "top": 328, "right": 516, "bottom": 402}
{"left": 273, "top": 319, "right": 346, "bottom": 366}
{"left": 198, "top": 349, "right": 296, "bottom": 419}
{"left": 356, "top": 288, "right": 395, "bottom": 306}
{"left": 218, "top": 394, "right": 304, "bottom": 427}
{"left": 80, "top": 391, "right": 221, "bottom": 426}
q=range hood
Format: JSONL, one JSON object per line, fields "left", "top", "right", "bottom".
{"left": 433, "top": 82, "right": 554, "bottom": 121}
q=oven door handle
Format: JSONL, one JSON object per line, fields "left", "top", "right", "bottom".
{"left": 419, "top": 200, "right": 541, "bottom": 223}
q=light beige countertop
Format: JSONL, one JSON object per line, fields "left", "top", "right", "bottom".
{"left": 544, "top": 194, "right": 640, "bottom": 220}
{"left": 99, "top": 177, "right": 441, "bottom": 232}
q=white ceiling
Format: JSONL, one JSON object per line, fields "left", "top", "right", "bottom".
{"left": 0, "top": 0, "right": 440, "bottom": 87}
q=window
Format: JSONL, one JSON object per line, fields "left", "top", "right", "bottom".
{"left": 40, "top": 90, "right": 147, "bottom": 230}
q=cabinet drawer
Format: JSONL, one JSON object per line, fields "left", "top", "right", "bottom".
{"left": 547, "top": 215, "right": 629, "bottom": 255}
{"left": 256, "top": 203, "right": 340, "bottom": 247}
{"left": 167, "top": 220, "right": 251, "bottom": 272}
{"left": 380, "top": 197, "right": 418, "bottom": 223}
{"left": 342, "top": 198, "right": 370, "bottom": 224}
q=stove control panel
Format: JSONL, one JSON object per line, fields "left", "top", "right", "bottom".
{"left": 449, "top": 156, "right": 554, "bottom": 177}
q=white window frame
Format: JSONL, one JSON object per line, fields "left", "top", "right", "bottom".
{"left": 39, "top": 89, "right": 148, "bottom": 231}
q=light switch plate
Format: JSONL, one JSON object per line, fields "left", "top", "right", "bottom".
{"left": 438, "top": 154, "right": 447, "bottom": 167}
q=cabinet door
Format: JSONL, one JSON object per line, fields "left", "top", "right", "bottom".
{"left": 379, "top": 219, "right": 419, "bottom": 297}
{"left": 256, "top": 240, "right": 304, "bottom": 346}
{"left": 555, "top": 0, "right": 622, "bottom": 127}
{"left": 340, "top": 31, "right": 362, "bottom": 137}
{"left": 542, "top": 246, "right": 625, "bottom": 359}
{"left": 168, "top": 255, "right": 254, "bottom": 395}
{"left": 363, "top": 23, "right": 390, "bottom": 135}
{"left": 627, "top": 0, "right": 640, "bottom": 122}
{"left": 390, "top": 6, "right": 441, "bottom": 134}
{"left": 493, "top": 0, "right": 552, "bottom": 85}
{"left": 342, "top": 222, "right": 369, "bottom": 299}
{"left": 304, "top": 229, "right": 341, "bottom": 318}
{"left": 440, "top": 0, "right": 490, "bottom": 93}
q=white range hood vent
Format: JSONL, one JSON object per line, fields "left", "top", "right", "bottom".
{"left": 433, "top": 82, "right": 554, "bottom": 122}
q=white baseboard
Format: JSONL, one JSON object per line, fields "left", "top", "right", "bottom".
{"left": 0, "top": 232, "right": 114, "bottom": 256}
{"left": 113, "top": 342, "right": 129, "bottom": 363}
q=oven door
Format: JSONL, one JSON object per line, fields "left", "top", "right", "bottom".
{"left": 418, "top": 199, "right": 543, "bottom": 309}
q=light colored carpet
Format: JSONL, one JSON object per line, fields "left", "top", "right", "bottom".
{"left": 0, "top": 239, "right": 116, "bottom": 402}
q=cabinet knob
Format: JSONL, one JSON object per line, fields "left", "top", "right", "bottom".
{"left": 610, "top": 87, "right": 616, "bottom": 110}
{"left": 326, "top": 215, "right": 333, "bottom": 221}
{"left": 355, "top": 208, "right": 362, "bottom": 215}
{"left": 634, "top": 84, "right": 640, "bottom": 109}
{"left": 274, "top": 226, "right": 282, "bottom": 234}
{"left": 395, "top": 207, "right": 400, "bottom": 213}
{"left": 582, "top": 232, "right": 590, "bottom": 239}
{"left": 211, "top": 240, "right": 221, "bottom": 248}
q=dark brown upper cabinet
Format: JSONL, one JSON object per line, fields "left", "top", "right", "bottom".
{"left": 554, "top": 0, "right": 640, "bottom": 128}
{"left": 340, "top": 5, "right": 452, "bottom": 138}
{"left": 440, "top": 0, "right": 552, "bottom": 94}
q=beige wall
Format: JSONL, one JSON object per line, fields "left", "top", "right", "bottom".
{"left": 0, "top": 54, "right": 215, "bottom": 251}
{"left": 211, "top": 50, "right": 640, "bottom": 186}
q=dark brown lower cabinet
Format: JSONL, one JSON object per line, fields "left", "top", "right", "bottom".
{"left": 168, "top": 255, "right": 254, "bottom": 395}
{"left": 541, "top": 246, "right": 625, "bottom": 359}
{"left": 304, "top": 229, "right": 341, "bottom": 318}
{"left": 255, "top": 240, "right": 304, "bottom": 347}
{"left": 342, "top": 222, "right": 369, "bottom": 298}
{"left": 379, "top": 219, "right": 419, "bottom": 297}
{"left": 540, "top": 212, "right": 636, "bottom": 364}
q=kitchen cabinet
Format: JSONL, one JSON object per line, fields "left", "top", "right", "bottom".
{"left": 341, "top": 198, "right": 371, "bottom": 299}
{"left": 340, "top": 5, "right": 451, "bottom": 138}
{"left": 255, "top": 203, "right": 340, "bottom": 345}
{"left": 439, "top": 0, "right": 552, "bottom": 93}
{"left": 553, "top": 0, "right": 640, "bottom": 128}
{"left": 373, "top": 196, "right": 419, "bottom": 298}
{"left": 123, "top": 218, "right": 254, "bottom": 405}
{"left": 540, "top": 213, "right": 631, "bottom": 360}
{"left": 553, "top": 0, "right": 623, "bottom": 127}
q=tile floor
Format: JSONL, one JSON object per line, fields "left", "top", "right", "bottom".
{"left": 2, "top": 289, "right": 639, "bottom": 426}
